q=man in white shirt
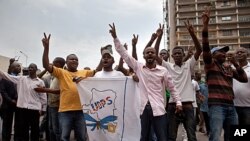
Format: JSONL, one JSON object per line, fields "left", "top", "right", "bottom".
{"left": 155, "top": 20, "right": 202, "bottom": 141}
{"left": 94, "top": 45, "right": 124, "bottom": 78}
{"left": 233, "top": 47, "right": 250, "bottom": 125}
{"left": 0, "top": 63, "right": 47, "bottom": 141}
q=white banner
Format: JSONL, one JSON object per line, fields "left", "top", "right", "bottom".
{"left": 77, "top": 77, "right": 141, "bottom": 141}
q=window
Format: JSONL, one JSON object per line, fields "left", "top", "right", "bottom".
{"left": 223, "top": 0, "right": 230, "bottom": 6}
{"left": 222, "top": 30, "right": 233, "bottom": 36}
{"left": 222, "top": 16, "right": 232, "bottom": 21}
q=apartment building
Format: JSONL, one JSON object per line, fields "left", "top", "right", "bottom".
{"left": 164, "top": 0, "right": 250, "bottom": 71}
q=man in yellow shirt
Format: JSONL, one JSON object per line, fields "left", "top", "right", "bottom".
{"left": 41, "top": 33, "right": 94, "bottom": 141}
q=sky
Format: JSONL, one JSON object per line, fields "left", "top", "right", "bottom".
{"left": 0, "top": 0, "right": 164, "bottom": 70}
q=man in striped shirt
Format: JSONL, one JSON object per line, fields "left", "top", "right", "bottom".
{"left": 202, "top": 8, "right": 248, "bottom": 141}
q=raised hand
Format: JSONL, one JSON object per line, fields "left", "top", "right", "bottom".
{"left": 184, "top": 19, "right": 195, "bottom": 34}
{"left": 132, "top": 34, "right": 139, "bottom": 47}
{"left": 109, "top": 23, "right": 117, "bottom": 39}
{"left": 202, "top": 7, "right": 210, "bottom": 26}
{"left": 156, "top": 23, "right": 164, "bottom": 37}
{"left": 150, "top": 33, "right": 157, "bottom": 42}
{"left": 124, "top": 43, "right": 128, "bottom": 50}
{"left": 42, "top": 33, "right": 51, "bottom": 49}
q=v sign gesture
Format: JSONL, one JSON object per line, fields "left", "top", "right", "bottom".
{"left": 42, "top": 33, "right": 51, "bottom": 49}
{"left": 109, "top": 23, "right": 117, "bottom": 39}
{"left": 202, "top": 7, "right": 210, "bottom": 26}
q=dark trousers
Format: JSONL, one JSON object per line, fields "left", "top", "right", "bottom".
{"left": 2, "top": 107, "right": 15, "bottom": 141}
{"left": 202, "top": 111, "right": 210, "bottom": 135}
{"left": 14, "top": 107, "right": 40, "bottom": 141}
{"left": 167, "top": 103, "right": 197, "bottom": 141}
{"left": 140, "top": 104, "right": 167, "bottom": 141}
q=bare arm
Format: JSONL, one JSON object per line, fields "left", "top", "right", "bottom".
{"left": 145, "top": 33, "right": 157, "bottom": 49}
{"left": 201, "top": 7, "right": 212, "bottom": 64}
{"left": 37, "top": 69, "right": 47, "bottom": 79}
{"left": 182, "top": 46, "right": 194, "bottom": 62}
{"left": 132, "top": 34, "right": 138, "bottom": 60}
{"left": 42, "top": 33, "right": 53, "bottom": 73}
{"left": 95, "top": 59, "right": 103, "bottom": 72}
{"left": 184, "top": 20, "right": 202, "bottom": 60}
{"left": 34, "top": 87, "right": 60, "bottom": 94}
{"left": 154, "top": 24, "right": 164, "bottom": 65}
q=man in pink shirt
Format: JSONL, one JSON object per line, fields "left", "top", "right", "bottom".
{"left": 109, "top": 23, "right": 182, "bottom": 141}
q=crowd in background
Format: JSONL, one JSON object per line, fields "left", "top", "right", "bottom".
{"left": 0, "top": 7, "right": 249, "bottom": 141}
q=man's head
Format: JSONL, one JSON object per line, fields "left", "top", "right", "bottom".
{"left": 101, "top": 45, "right": 114, "bottom": 70}
{"left": 143, "top": 47, "right": 157, "bottom": 65}
{"left": 211, "top": 46, "right": 229, "bottom": 63}
{"left": 159, "top": 49, "right": 169, "bottom": 61}
{"left": 171, "top": 46, "right": 185, "bottom": 65}
{"left": 28, "top": 63, "right": 38, "bottom": 76}
{"left": 66, "top": 54, "right": 78, "bottom": 72}
{"left": 53, "top": 57, "right": 65, "bottom": 68}
{"left": 22, "top": 67, "right": 29, "bottom": 76}
{"left": 9, "top": 61, "right": 21, "bottom": 75}
{"left": 226, "top": 51, "right": 235, "bottom": 62}
{"left": 235, "top": 47, "right": 248, "bottom": 62}
{"left": 194, "top": 71, "right": 202, "bottom": 81}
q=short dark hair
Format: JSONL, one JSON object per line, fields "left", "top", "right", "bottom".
{"left": 66, "top": 54, "right": 77, "bottom": 60}
{"left": 172, "top": 46, "right": 185, "bottom": 54}
{"left": 54, "top": 57, "right": 66, "bottom": 67}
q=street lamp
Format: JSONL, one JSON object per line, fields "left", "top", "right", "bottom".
{"left": 20, "top": 51, "right": 28, "bottom": 67}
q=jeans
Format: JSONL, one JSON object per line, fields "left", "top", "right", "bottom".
{"left": 235, "top": 106, "right": 250, "bottom": 125}
{"left": 59, "top": 110, "right": 88, "bottom": 141}
{"left": 167, "top": 103, "right": 197, "bottom": 141}
{"left": 208, "top": 105, "right": 238, "bottom": 141}
{"left": 48, "top": 106, "right": 60, "bottom": 141}
{"left": 140, "top": 104, "right": 167, "bottom": 141}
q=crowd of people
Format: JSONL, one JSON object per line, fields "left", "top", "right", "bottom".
{"left": 0, "top": 8, "right": 249, "bottom": 141}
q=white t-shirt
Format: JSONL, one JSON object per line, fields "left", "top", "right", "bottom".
{"left": 94, "top": 70, "right": 124, "bottom": 78}
{"left": 192, "top": 79, "right": 200, "bottom": 108}
{"left": 162, "top": 56, "right": 197, "bottom": 103}
{"left": 233, "top": 62, "right": 250, "bottom": 107}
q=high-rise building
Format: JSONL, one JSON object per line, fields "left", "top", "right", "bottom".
{"left": 164, "top": 0, "right": 250, "bottom": 71}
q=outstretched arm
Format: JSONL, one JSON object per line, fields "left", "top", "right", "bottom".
{"left": 34, "top": 87, "right": 60, "bottom": 94}
{"left": 184, "top": 20, "right": 202, "bottom": 60}
{"left": 116, "top": 43, "right": 129, "bottom": 76}
{"left": 42, "top": 33, "right": 53, "bottom": 73}
{"left": 109, "top": 23, "right": 137, "bottom": 71}
{"left": 132, "top": 34, "right": 138, "bottom": 60}
{"left": 37, "top": 69, "right": 47, "bottom": 78}
{"left": 155, "top": 24, "right": 164, "bottom": 56}
{"left": 154, "top": 24, "right": 164, "bottom": 65}
{"left": 201, "top": 7, "right": 212, "bottom": 64}
{"left": 145, "top": 33, "right": 157, "bottom": 49}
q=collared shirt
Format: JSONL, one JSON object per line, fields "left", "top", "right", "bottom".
{"left": 0, "top": 71, "right": 47, "bottom": 111}
{"left": 233, "top": 62, "right": 250, "bottom": 107}
{"left": 52, "top": 67, "right": 94, "bottom": 112}
{"left": 161, "top": 56, "right": 197, "bottom": 103}
{"left": 114, "top": 38, "right": 181, "bottom": 116}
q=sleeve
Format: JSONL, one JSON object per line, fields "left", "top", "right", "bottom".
{"left": 38, "top": 80, "right": 47, "bottom": 111}
{"left": 0, "top": 71, "right": 19, "bottom": 84}
{"left": 114, "top": 38, "right": 138, "bottom": 72}
{"left": 164, "top": 71, "right": 182, "bottom": 106}
{"left": 51, "top": 66, "right": 63, "bottom": 79}
{"left": 161, "top": 60, "right": 170, "bottom": 69}
{"left": 189, "top": 56, "right": 198, "bottom": 71}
